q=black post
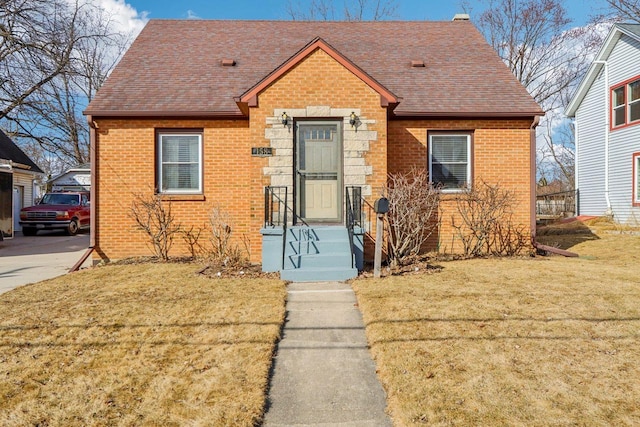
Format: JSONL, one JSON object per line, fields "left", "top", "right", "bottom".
{"left": 264, "top": 187, "right": 269, "bottom": 227}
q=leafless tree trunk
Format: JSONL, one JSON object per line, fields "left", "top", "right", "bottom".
{"left": 540, "top": 110, "right": 575, "bottom": 189}
{"left": 1, "top": 0, "right": 72, "bottom": 119}
{"left": 286, "top": 0, "right": 398, "bottom": 21}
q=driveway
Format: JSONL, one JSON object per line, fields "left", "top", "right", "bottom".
{"left": 0, "top": 230, "right": 91, "bottom": 295}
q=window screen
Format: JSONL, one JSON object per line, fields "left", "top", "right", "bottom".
{"left": 429, "top": 134, "right": 470, "bottom": 190}
{"left": 158, "top": 133, "right": 201, "bottom": 192}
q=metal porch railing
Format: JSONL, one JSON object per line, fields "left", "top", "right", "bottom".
{"left": 345, "top": 186, "right": 362, "bottom": 268}
{"left": 264, "top": 186, "right": 288, "bottom": 228}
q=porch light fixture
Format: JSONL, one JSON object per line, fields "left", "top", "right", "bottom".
{"left": 281, "top": 112, "right": 289, "bottom": 126}
{"left": 349, "top": 111, "right": 358, "bottom": 127}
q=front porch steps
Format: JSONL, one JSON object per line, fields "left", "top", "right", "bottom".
{"left": 280, "top": 226, "right": 358, "bottom": 282}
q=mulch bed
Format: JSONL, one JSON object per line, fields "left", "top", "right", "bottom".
{"left": 197, "top": 262, "right": 280, "bottom": 279}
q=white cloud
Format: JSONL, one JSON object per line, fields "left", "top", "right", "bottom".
{"left": 186, "top": 9, "right": 201, "bottom": 19}
{"left": 69, "top": 0, "right": 148, "bottom": 39}
{"left": 91, "top": 0, "right": 148, "bottom": 36}
{"left": 66, "top": 0, "right": 149, "bottom": 69}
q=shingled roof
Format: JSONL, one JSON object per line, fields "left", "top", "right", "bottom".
{"left": 85, "top": 20, "right": 542, "bottom": 118}
{"left": 0, "top": 129, "right": 43, "bottom": 174}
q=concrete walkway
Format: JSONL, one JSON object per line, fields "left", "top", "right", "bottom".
{"left": 263, "top": 281, "right": 392, "bottom": 426}
{"left": 0, "top": 231, "right": 91, "bottom": 295}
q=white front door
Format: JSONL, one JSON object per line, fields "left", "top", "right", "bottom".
{"left": 296, "top": 122, "right": 342, "bottom": 223}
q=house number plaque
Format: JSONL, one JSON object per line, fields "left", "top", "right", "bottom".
{"left": 251, "top": 147, "right": 273, "bottom": 157}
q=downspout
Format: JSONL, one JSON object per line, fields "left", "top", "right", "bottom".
{"left": 87, "top": 115, "right": 97, "bottom": 251}
{"left": 70, "top": 115, "right": 97, "bottom": 272}
{"left": 594, "top": 60, "right": 613, "bottom": 215}
{"left": 574, "top": 118, "right": 579, "bottom": 215}
{"left": 532, "top": 114, "right": 580, "bottom": 258}
{"left": 530, "top": 115, "right": 541, "bottom": 241}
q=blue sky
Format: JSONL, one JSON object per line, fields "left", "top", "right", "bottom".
{"left": 123, "top": 0, "right": 605, "bottom": 26}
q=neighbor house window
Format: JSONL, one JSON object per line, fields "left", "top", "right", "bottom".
{"left": 157, "top": 131, "right": 202, "bottom": 193}
{"left": 634, "top": 152, "right": 640, "bottom": 206}
{"left": 611, "top": 76, "right": 640, "bottom": 129}
{"left": 428, "top": 133, "right": 472, "bottom": 191}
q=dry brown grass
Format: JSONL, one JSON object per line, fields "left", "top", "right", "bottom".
{"left": 354, "top": 219, "right": 640, "bottom": 426}
{"left": 0, "top": 263, "right": 286, "bottom": 426}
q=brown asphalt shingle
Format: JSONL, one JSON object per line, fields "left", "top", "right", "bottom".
{"left": 85, "top": 20, "right": 542, "bottom": 117}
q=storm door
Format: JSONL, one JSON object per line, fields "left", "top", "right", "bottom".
{"left": 295, "top": 121, "right": 343, "bottom": 223}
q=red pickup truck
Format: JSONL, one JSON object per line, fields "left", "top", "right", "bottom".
{"left": 19, "top": 192, "right": 90, "bottom": 236}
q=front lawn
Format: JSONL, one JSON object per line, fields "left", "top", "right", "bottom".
{"left": 354, "top": 220, "right": 640, "bottom": 426}
{"left": 0, "top": 263, "right": 286, "bottom": 426}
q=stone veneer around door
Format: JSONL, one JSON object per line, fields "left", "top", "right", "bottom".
{"left": 263, "top": 105, "right": 376, "bottom": 224}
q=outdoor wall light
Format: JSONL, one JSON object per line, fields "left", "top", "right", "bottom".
{"left": 281, "top": 112, "right": 289, "bottom": 126}
{"left": 349, "top": 111, "right": 358, "bottom": 127}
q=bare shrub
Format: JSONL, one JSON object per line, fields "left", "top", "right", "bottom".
{"left": 492, "top": 221, "right": 531, "bottom": 256}
{"left": 181, "top": 225, "right": 206, "bottom": 259}
{"left": 208, "top": 205, "right": 248, "bottom": 267}
{"left": 452, "top": 179, "right": 531, "bottom": 257}
{"left": 384, "top": 168, "right": 440, "bottom": 267}
{"left": 130, "top": 193, "right": 181, "bottom": 261}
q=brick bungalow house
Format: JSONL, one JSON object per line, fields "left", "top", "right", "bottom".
{"left": 84, "top": 17, "right": 542, "bottom": 280}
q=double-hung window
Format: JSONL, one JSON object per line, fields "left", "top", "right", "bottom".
{"left": 428, "top": 133, "right": 472, "bottom": 191}
{"left": 611, "top": 76, "right": 640, "bottom": 129}
{"left": 157, "top": 131, "right": 202, "bottom": 193}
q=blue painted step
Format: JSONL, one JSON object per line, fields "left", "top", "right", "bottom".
{"left": 287, "top": 252, "right": 353, "bottom": 269}
{"left": 281, "top": 225, "right": 357, "bottom": 282}
{"left": 281, "top": 266, "right": 358, "bottom": 282}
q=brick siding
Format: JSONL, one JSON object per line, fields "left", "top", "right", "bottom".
{"left": 92, "top": 50, "right": 534, "bottom": 263}
{"left": 388, "top": 119, "right": 533, "bottom": 254}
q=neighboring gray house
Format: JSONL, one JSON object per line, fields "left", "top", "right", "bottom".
{"left": 566, "top": 23, "right": 640, "bottom": 224}
{"left": 0, "top": 130, "right": 44, "bottom": 237}
{"left": 49, "top": 163, "right": 90, "bottom": 192}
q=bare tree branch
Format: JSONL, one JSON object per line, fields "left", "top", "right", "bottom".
{"left": 476, "top": 0, "right": 603, "bottom": 111}
{"left": 539, "top": 109, "right": 575, "bottom": 189}
{"left": 383, "top": 168, "right": 440, "bottom": 267}
{"left": 475, "top": 0, "right": 610, "bottom": 191}
{"left": 605, "top": 0, "right": 640, "bottom": 23}
{"left": 286, "top": 0, "right": 397, "bottom": 21}
{"left": 130, "top": 192, "right": 181, "bottom": 261}
{"left": 1, "top": 0, "right": 138, "bottom": 173}
{"left": 452, "top": 179, "right": 531, "bottom": 257}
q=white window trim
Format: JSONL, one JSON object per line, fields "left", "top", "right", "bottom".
{"left": 428, "top": 133, "right": 472, "bottom": 193}
{"left": 157, "top": 132, "right": 203, "bottom": 194}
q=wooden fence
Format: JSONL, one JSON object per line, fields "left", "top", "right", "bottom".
{"left": 536, "top": 190, "right": 576, "bottom": 221}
